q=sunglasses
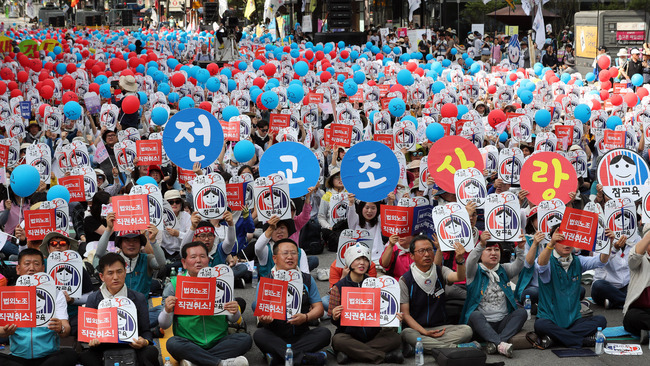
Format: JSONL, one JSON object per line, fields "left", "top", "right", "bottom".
{"left": 168, "top": 199, "right": 183, "bottom": 205}
{"left": 49, "top": 239, "right": 68, "bottom": 247}
{"left": 260, "top": 128, "right": 269, "bottom": 132}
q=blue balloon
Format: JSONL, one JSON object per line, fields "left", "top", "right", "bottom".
{"left": 287, "top": 84, "right": 304, "bottom": 103}
{"left": 168, "top": 92, "right": 180, "bottom": 103}
{"left": 426, "top": 123, "right": 445, "bottom": 142}
{"left": 206, "top": 77, "right": 220, "bottom": 92}
{"left": 151, "top": 107, "right": 169, "bottom": 126}
{"left": 585, "top": 72, "right": 596, "bottom": 82}
{"left": 195, "top": 68, "right": 210, "bottom": 84}
{"left": 397, "top": 69, "right": 414, "bottom": 86}
{"left": 222, "top": 105, "right": 240, "bottom": 121}
{"left": 233, "top": 140, "right": 256, "bottom": 163}
{"left": 63, "top": 101, "right": 82, "bottom": 120}
{"left": 457, "top": 105, "right": 469, "bottom": 119}
{"left": 228, "top": 79, "right": 237, "bottom": 92}
{"left": 499, "top": 132, "right": 509, "bottom": 143}
{"left": 136, "top": 176, "right": 158, "bottom": 186}
{"left": 519, "top": 90, "right": 533, "bottom": 104}
{"left": 388, "top": 98, "right": 406, "bottom": 117}
{"left": 341, "top": 141, "right": 400, "bottom": 202}
{"left": 137, "top": 91, "right": 148, "bottom": 105}
{"left": 607, "top": 116, "right": 623, "bottom": 130}
{"left": 442, "top": 59, "right": 451, "bottom": 67}
{"left": 56, "top": 63, "right": 67, "bottom": 75}
{"left": 432, "top": 81, "right": 446, "bottom": 94}
{"left": 261, "top": 91, "right": 279, "bottom": 109}
{"left": 353, "top": 71, "right": 365, "bottom": 84}
{"left": 294, "top": 61, "right": 309, "bottom": 76}
{"left": 450, "top": 48, "right": 457, "bottom": 55}
{"left": 535, "top": 109, "right": 551, "bottom": 127}
{"left": 99, "top": 83, "right": 112, "bottom": 99}
{"left": 10, "top": 165, "right": 40, "bottom": 197}
{"left": 179, "top": 97, "right": 195, "bottom": 110}
{"left": 632, "top": 73, "right": 644, "bottom": 87}
{"left": 253, "top": 59, "right": 264, "bottom": 70}
{"left": 47, "top": 185, "right": 71, "bottom": 203}
{"left": 158, "top": 83, "right": 171, "bottom": 95}
{"left": 238, "top": 62, "right": 247, "bottom": 71}
{"left": 470, "top": 62, "right": 480, "bottom": 74}
{"left": 574, "top": 104, "right": 591, "bottom": 123}
{"left": 162, "top": 108, "right": 224, "bottom": 169}
{"left": 343, "top": 79, "right": 358, "bottom": 96}
{"left": 560, "top": 73, "right": 571, "bottom": 84}
{"left": 337, "top": 74, "right": 345, "bottom": 83}
{"left": 259, "top": 142, "right": 320, "bottom": 198}
{"left": 53, "top": 45, "right": 62, "bottom": 55}
{"left": 401, "top": 115, "right": 418, "bottom": 130}
{"left": 95, "top": 75, "right": 108, "bottom": 85}
{"left": 220, "top": 68, "right": 232, "bottom": 79}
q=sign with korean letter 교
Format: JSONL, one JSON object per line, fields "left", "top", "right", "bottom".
{"left": 58, "top": 175, "right": 85, "bottom": 202}
{"left": 341, "top": 287, "right": 380, "bottom": 327}
{"left": 111, "top": 194, "right": 150, "bottom": 231}
{"left": 605, "top": 197, "right": 637, "bottom": 241}
{"left": 98, "top": 296, "right": 139, "bottom": 342}
{"left": 198, "top": 265, "right": 234, "bottom": 316}
{"left": 520, "top": 152, "right": 577, "bottom": 205}
{"left": 330, "top": 122, "right": 353, "bottom": 148}
{"left": 428, "top": 136, "right": 484, "bottom": 193}
{"left": 77, "top": 307, "right": 119, "bottom": 343}
{"left": 362, "top": 276, "right": 400, "bottom": 327}
{"left": 24, "top": 209, "right": 55, "bottom": 240}
{"left": 0, "top": 286, "right": 36, "bottom": 327}
{"left": 341, "top": 141, "right": 400, "bottom": 203}
{"left": 226, "top": 183, "right": 245, "bottom": 211}
{"left": 597, "top": 149, "right": 650, "bottom": 201}
{"left": 381, "top": 205, "right": 414, "bottom": 238}
{"left": 192, "top": 173, "right": 228, "bottom": 220}
{"left": 269, "top": 113, "right": 291, "bottom": 134}
{"left": 254, "top": 174, "right": 292, "bottom": 223}
{"left": 15, "top": 273, "right": 56, "bottom": 327}
{"left": 558, "top": 207, "right": 598, "bottom": 251}
{"left": 337, "top": 229, "right": 372, "bottom": 268}
{"left": 162, "top": 108, "right": 224, "bottom": 170}
{"left": 47, "top": 250, "right": 84, "bottom": 298}
{"left": 174, "top": 276, "right": 216, "bottom": 316}
{"left": 254, "top": 277, "right": 288, "bottom": 320}
{"left": 136, "top": 140, "right": 162, "bottom": 166}
{"left": 432, "top": 203, "right": 475, "bottom": 251}
{"left": 259, "top": 141, "right": 321, "bottom": 198}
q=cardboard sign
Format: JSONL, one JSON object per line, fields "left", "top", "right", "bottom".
{"left": 253, "top": 174, "right": 292, "bottom": 223}
{"left": 47, "top": 250, "right": 84, "bottom": 298}
{"left": 584, "top": 202, "right": 610, "bottom": 254}
{"left": 198, "top": 265, "right": 235, "bottom": 316}
{"left": 177, "top": 167, "right": 197, "bottom": 185}
{"left": 603, "top": 130, "right": 626, "bottom": 151}
{"left": 597, "top": 149, "right": 650, "bottom": 201}
{"left": 341, "top": 287, "right": 380, "bottom": 327}
{"left": 130, "top": 184, "right": 164, "bottom": 231}
{"left": 374, "top": 132, "right": 395, "bottom": 150}
{"left": 432, "top": 202, "right": 475, "bottom": 251}
{"left": 454, "top": 168, "right": 487, "bottom": 208}
{"left": 136, "top": 140, "right": 162, "bottom": 166}
{"left": 269, "top": 113, "right": 291, "bottom": 134}
{"left": 605, "top": 197, "right": 637, "bottom": 241}
{"left": 226, "top": 183, "right": 245, "bottom": 211}
{"left": 274, "top": 269, "right": 303, "bottom": 319}
{"left": 520, "top": 152, "right": 578, "bottom": 205}
{"left": 336, "top": 229, "right": 372, "bottom": 268}
{"left": 362, "top": 276, "right": 400, "bottom": 327}
{"left": 174, "top": 276, "right": 216, "bottom": 316}
{"left": 0, "top": 286, "right": 36, "bottom": 327}
{"left": 111, "top": 194, "right": 150, "bottom": 231}
{"left": 24, "top": 209, "right": 55, "bottom": 240}
{"left": 381, "top": 205, "right": 413, "bottom": 237}
{"left": 192, "top": 173, "right": 228, "bottom": 220}
{"left": 554, "top": 125, "right": 573, "bottom": 151}
{"left": 497, "top": 148, "right": 524, "bottom": 185}
{"left": 254, "top": 277, "right": 288, "bottom": 320}
{"left": 0, "top": 143, "right": 8, "bottom": 167}
{"left": 330, "top": 122, "right": 353, "bottom": 147}
{"left": 427, "top": 136, "right": 484, "bottom": 192}
{"left": 307, "top": 92, "right": 324, "bottom": 104}
{"left": 58, "top": 176, "right": 85, "bottom": 202}
{"left": 538, "top": 199, "right": 566, "bottom": 242}
{"left": 16, "top": 273, "right": 56, "bottom": 327}
{"left": 220, "top": 120, "right": 241, "bottom": 141}
{"left": 412, "top": 204, "right": 435, "bottom": 236}
{"left": 78, "top": 307, "right": 119, "bottom": 343}
{"left": 98, "top": 296, "right": 139, "bottom": 342}
{"left": 558, "top": 207, "right": 598, "bottom": 250}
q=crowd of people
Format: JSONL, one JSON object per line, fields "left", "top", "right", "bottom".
{"left": 0, "top": 19, "right": 649, "bottom": 366}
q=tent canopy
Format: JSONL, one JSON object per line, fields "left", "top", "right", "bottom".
{"left": 487, "top": 4, "right": 559, "bottom": 18}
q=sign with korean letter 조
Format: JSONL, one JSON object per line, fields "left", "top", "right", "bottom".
{"left": 254, "top": 277, "right": 288, "bottom": 320}
{"left": 111, "top": 194, "right": 150, "bottom": 231}
{"left": 174, "top": 276, "right": 216, "bottom": 316}
{"left": 520, "top": 152, "right": 577, "bottom": 205}
{"left": 78, "top": 307, "right": 119, "bottom": 343}
{"left": 558, "top": 207, "right": 598, "bottom": 251}
{"left": 341, "top": 141, "right": 400, "bottom": 203}
{"left": 341, "top": 287, "right": 380, "bottom": 327}
{"left": 136, "top": 140, "right": 162, "bottom": 166}
{"left": 24, "top": 209, "right": 55, "bottom": 240}
{"left": 0, "top": 286, "right": 36, "bottom": 327}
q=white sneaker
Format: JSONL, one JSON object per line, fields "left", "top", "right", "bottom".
{"left": 316, "top": 268, "right": 330, "bottom": 281}
{"left": 221, "top": 356, "right": 249, "bottom": 366}
{"left": 180, "top": 360, "right": 197, "bottom": 366}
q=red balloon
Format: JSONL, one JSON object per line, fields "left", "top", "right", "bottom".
{"left": 608, "top": 67, "right": 619, "bottom": 79}
{"left": 315, "top": 51, "right": 324, "bottom": 60}
{"left": 10, "top": 89, "right": 21, "bottom": 98}
{"left": 638, "top": 87, "right": 649, "bottom": 99}
{"left": 487, "top": 85, "right": 497, "bottom": 94}
{"left": 171, "top": 73, "right": 186, "bottom": 87}
{"left": 610, "top": 94, "right": 623, "bottom": 106}
{"left": 601, "top": 81, "right": 612, "bottom": 91}
{"left": 600, "top": 90, "right": 609, "bottom": 101}
{"left": 199, "top": 101, "right": 211, "bottom": 111}
{"left": 0, "top": 81, "right": 7, "bottom": 95}
{"left": 122, "top": 95, "right": 140, "bottom": 114}
{"left": 89, "top": 83, "right": 100, "bottom": 94}
{"left": 509, "top": 73, "right": 517, "bottom": 81}
{"left": 305, "top": 50, "right": 314, "bottom": 60}
{"left": 61, "top": 76, "right": 75, "bottom": 90}
{"left": 0, "top": 67, "right": 14, "bottom": 80}
{"left": 406, "top": 62, "right": 417, "bottom": 72}
{"left": 340, "top": 50, "right": 350, "bottom": 59}
{"left": 440, "top": 103, "right": 458, "bottom": 118}
{"left": 591, "top": 100, "right": 602, "bottom": 110}
{"left": 16, "top": 71, "right": 28, "bottom": 83}
{"left": 597, "top": 56, "right": 611, "bottom": 70}
{"left": 253, "top": 77, "right": 266, "bottom": 89}
{"left": 624, "top": 92, "right": 638, "bottom": 107}
{"left": 487, "top": 109, "right": 507, "bottom": 129}
{"left": 320, "top": 71, "right": 331, "bottom": 83}
{"left": 40, "top": 85, "right": 53, "bottom": 100}
{"left": 376, "top": 53, "right": 384, "bottom": 60}
{"left": 206, "top": 63, "right": 219, "bottom": 75}
{"left": 598, "top": 71, "right": 610, "bottom": 82}
{"left": 62, "top": 91, "right": 78, "bottom": 104}
{"left": 66, "top": 63, "right": 77, "bottom": 73}
{"left": 39, "top": 103, "right": 50, "bottom": 117}
{"left": 264, "top": 63, "right": 277, "bottom": 77}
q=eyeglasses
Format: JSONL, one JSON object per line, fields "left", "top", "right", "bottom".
{"left": 414, "top": 248, "right": 434, "bottom": 255}
{"left": 168, "top": 199, "right": 183, "bottom": 205}
{"left": 260, "top": 128, "right": 269, "bottom": 132}
{"left": 196, "top": 233, "right": 215, "bottom": 239}
{"left": 49, "top": 239, "right": 69, "bottom": 248}
{"left": 278, "top": 251, "right": 298, "bottom": 257}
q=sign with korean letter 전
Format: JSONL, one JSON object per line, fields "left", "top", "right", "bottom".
{"left": 558, "top": 207, "right": 598, "bottom": 251}
{"left": 111, "top": 194, "right": 150, "bottom": 231}
{"left": 174, "top": 276, "right": 216, "bottom": 316}
{"left": 78, "top": 307, "right": 119, "bottom": 343}
{"left": 136, "top": 140, "right": 162, "bottom": 166}
{"left": 162, "top": 108, "right": 224, "bottom": 170}
{"left": 58, "top": 175, "right": 85, "bottom": 202}
{"left": 254, "top": 277, "right": 288, "bottom": 320}
{"left": 381, "top": 205, "right": 413, "bottom": 238}
{"left": 341, "top": 287, "right": 380, "bottom": 327}
{"left": 0, "top": 286, "right": 36, "bottom": 327}
{"left": 24, "top": 209, "right": 55, "bottom": 240}
{"left": 520, "top": 152, "right": 577, "bottom": 205}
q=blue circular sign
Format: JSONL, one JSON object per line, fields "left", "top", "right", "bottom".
{"left": 340, "top": 141, "right": 399, "bottom": 203}
{"left": 259, "top": 141, "right": 320, "bottom": 198}
{"left": 162, "top": 108, "right": 224, "bottom": 170}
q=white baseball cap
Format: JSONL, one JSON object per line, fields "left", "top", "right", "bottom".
{"left": 632, "top": 49, "right": 641, "bottom": 55}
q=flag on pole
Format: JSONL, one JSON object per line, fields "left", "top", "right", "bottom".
{"left": 532, "top": 4, "right": 546, "bottom": 50}
{"left": 408, "top": 0, "right": 421, "bottom": 21}
{"left": 244, "top": 0, "right": 255, "bottom": 19}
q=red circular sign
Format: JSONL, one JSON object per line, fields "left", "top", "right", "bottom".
{"left": 520, "top": 152, "right": 577, "bottom": 205}
{"left": 427, "top": 136, "right": 484, "bottom": 193}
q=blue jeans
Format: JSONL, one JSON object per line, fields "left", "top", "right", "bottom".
{"left": 167, "top": 333, "right": 252, "bottom": 365}
{"left": 521, "top": 286, "right": 539, "bottom": 304}
{"left": 307, "top": 256, "right": 319, "bottom": 272}
{"left": 591, "top": 280, "right": 627, "bottom": 308}
{"left": 149, "top": 305, "right": 162, "bottom": 329}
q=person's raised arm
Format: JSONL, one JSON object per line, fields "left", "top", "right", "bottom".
{"left": 146, "top": 224, "right": 166, "bottom": 270}
{"left": 446, "top": 242, "right": 467, "bottom": 284}
{"left": 466, "top": 232, "right": 490, "bottom": 284}
{"left": 526, "top": 231, "right": 544, "bottom": 266}
{"left": 347, "top": 193, "right": 359, "bottom": 229}
{"left": 255, "top": 215, "right": 279, "bottom": 266}
{"left": 380, "top": 234, "right": 398, "bottom": 268}
{"left": 220, "top": 211, "right": 237, "bottom": 254}
{"left": 538, "top": 230, "right": 563, "bottom": 267}
{"left": 181, "top": 211, "right": 201, "bottom": 247}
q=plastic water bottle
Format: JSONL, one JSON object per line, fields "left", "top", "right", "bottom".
{"left": 164, "top": 357, "right": 172, "bottom": 366}
{"left": 524, "top": 295, "right": 532, "bottom": 320}
{"left": 595, "top": 327, "right": 605, "bottom": 355}
{"left": 170, "top": 267, "right": 177, "bottom": 279}
{"left": 510, "top": 252, "right": 516, "bottom": 263}
{"left": 285, "top": 344, "right": 293, "bottom": 366}
{"left": 115, "top": 363, "right": 120, "bottom": 366}
{"left": 252, "top": 266, "right": 258, "bottom": 288}
{"left": 415, "top": 337, "right": 424, "bottom": 366}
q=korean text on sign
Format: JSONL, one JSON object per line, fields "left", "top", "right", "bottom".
{"left": 254, "top": 277, "right": 288, "bottom": 320}
{"left": 0, "top": 286, "right": 36, "bottom": 327}
{"left": 78, "top": 307, "right": 118, "bottom": 343}
{"left": 111, "top": 194, "right": 150, "bottom": 231}
{"left": 341, "top": 287, "right": 380, "bottom": 327}
{"left": 174, "top": 276, "right": 216, "bottom": 316}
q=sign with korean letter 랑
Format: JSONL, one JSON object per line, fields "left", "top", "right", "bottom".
{"left": 111, "top": 194, "right": 150, "bottom": 231}
{"left": 174, "top": 276, "right": 216, "bottom": 316}
{"left": 162, "top": 108, "right": 224, "bottom": 170}
{"left": 24, "top": 209, "right": 55, "bottom": 240}
{"left": 558, "top": 207, "right": 598, "bottom": 251}
{"left": 520, "top": 152, "right": 577, "bottom": 205}
{"left": 254, "top": 277, "right": 288, "bottom": 320}
{"left": 341, "top": 287, "right": 380, "bottom": 327}
{"left": 136, "top": 140, "right": 162, "bottom": 166}
{"left": 78, "top": 307, "right": 119, "bottom": 343}
{"left": 341, "top": 141, "right": 399, "bottom": 203}
{"left": 381, "top": 205, "right": 413, "bottom": 238}
{"left": 0, "top": 286, "right": 36, "bottom": 327}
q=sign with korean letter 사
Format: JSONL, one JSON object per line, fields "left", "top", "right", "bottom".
{"left": 259, "top": 142, "right": 320, "bottom": 198}
{"left": 162, "top": 108, "right": 224, "bottom": 170}
{"left": 341, "top": 141, "right": 399, "bottom": 203}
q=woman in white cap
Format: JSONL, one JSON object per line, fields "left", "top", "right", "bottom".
{"left": 329, "top": 243, "right": 404, "bottom": 364}
{"left": 161, "top": 189, "right": 191, "bottom": 259}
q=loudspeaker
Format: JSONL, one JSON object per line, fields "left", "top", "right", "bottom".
{"left": 328, "top": 0, "right": 351, "bottom": 30}
{"left": 108, "top": 9, "right": 132, "bottom": 26}
{"left": 204, "top": 2, "right": 219, "bottom": 23}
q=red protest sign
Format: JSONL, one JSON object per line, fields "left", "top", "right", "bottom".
{"left": 269, "top": 114, "right": 291, "bottom": 134}
{"left": 24, "top": 209, "right": 55, "bottom": 240}
{"left": 380, "top": 97, "right": 394, "bottom": 110}
{"left": 307, "top": 93, "right": 324, "bottom": 104}
{"left": 111, "top": 195, "right": 150, "bottom": 231}
{"left": 136, "top": 140, "right": 162, "bottom": 166}
{"left": 78, "top": 307, "right": 118, "bottom": 343}
{"left": 226, "top": 183, "right": 245, "bottom": 210}
{"left": 174, "top": 276, "right": 216, "bottom": 316}
{"left": 0, "top": 286, "right": 36, "bottom": 327}
{"left": 323, "top": 125, "right": 332, "bottom": 147}
{"left": 558, "top": 207, "right": 598, "bottom": 251}
{"left": 381, "top": 205, "right": 414, "bottom": 237}
{"left": 603, "top": 130, "right": 625, "bottom": 150}
{"left": 220, "top": 120, "right": 241, "bottom": 141}
{"left": 177, "top": 167, "right": 197, "bottom": 185}
{"left": 254, "top": 277, "right": 288, "bottom": 320}
{"left": 374, "top": 133, "right": 395, "bottom": 150}
{"left": 349, "top": 89, "right": 364, "bottom": 103}
{"left": 58, "top": 176, "right": 85, "bottom": 202}
{"left": 427, "top": 136, "right": 484, "bottom": 192}
{"left": 520, "top": 152, "right": 578, "bottom": 205}
{"left": 554, "top": 125, "right": 573, "bottom": 151}
{"left": 378, "top": 84, "right": 390, "bottom": 97}
{"left": 341, "top": 287, "right": 380, "bottom": 327}
{"left": 613, "top": 83, "right": 626, "bottom": 94}
{"left": 330, "top": 123, "right": 353, "bottom": 147}
{"left": 0, "top": 144, "right": 8, "bottom": 167}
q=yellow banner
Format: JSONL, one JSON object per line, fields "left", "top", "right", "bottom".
{"left": 244, "top": 0, "right": 255, "bottom": 19}
{"left": 575, "top": 25, "right": 598, "bottom": 59}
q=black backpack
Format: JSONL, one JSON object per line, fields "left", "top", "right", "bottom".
{"left": 299, "top": 217, "right": 324, "bottom": 255}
